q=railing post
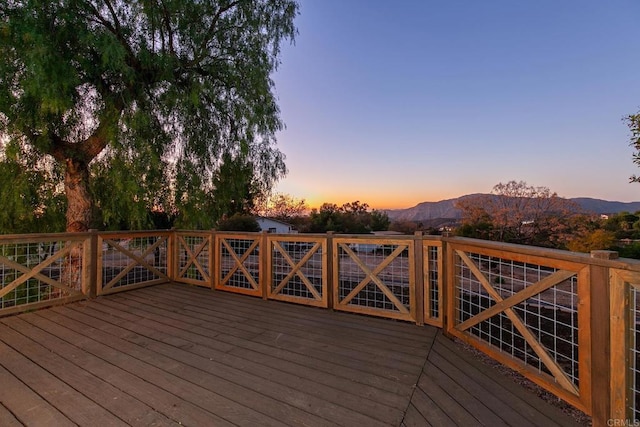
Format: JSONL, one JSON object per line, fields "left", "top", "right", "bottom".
{"left": 261, "top": 231, "right": 269, "bottom": 300}
{"left": 82, "top": 229, "right": 99, "bottom": 298}
{"left": 167, "top": 228, "right": 176, "bottom": 282}
{"left": 213, "top": 229, "right": 221, "bottom": 289}
{"left": 442, "top": 236, "right": 455, "bottom": 337}
{"left": 209, "top": 229, "right": 216, "bottom": 290}
{"left": 414, "top": 231, "right": 425, "bottom": 326}
{"left": 590, "top": 250, "right": 618, "bottom": 426}
{"left": 326, "top": 231, "right": 335, "bottom": 310}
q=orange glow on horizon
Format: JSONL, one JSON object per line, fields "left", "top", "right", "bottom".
{"left": 301, "top": 191, "right": 454, "bottom": 211}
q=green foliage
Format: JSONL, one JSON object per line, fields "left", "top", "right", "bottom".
{"left": 0, "top": 141, "right": 65, "bottom": 233}
{"left": 216, "top": 213, "right": 260, "bottom": 232}
{"left": 628, "top": 113, "right": 640, "bottom": 183}
{"left": 603, "top": 211, "right": 640, "bottom": 239}
{"left": 0, "top": 0, "right": 298, "bottom": 231}
{"left": 613, "top": 242, "right": 640, "bottom": 259}
{"left": 305, "top": 201, "right": 390, "bottom": 233}
{"left": 566, "top": 229, "right": 617, "bottom": 253}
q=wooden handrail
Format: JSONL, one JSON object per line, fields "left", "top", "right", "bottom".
{"left": 2, "top": 229, "right": 638, "bottom": 423}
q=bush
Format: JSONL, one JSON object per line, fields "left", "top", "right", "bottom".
{"left": 216, "top": 214, "right": 260, "bottom": 232}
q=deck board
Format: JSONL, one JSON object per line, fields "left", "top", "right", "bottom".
{"left": 0, "top": 283, "right": 586, "bottom": 426}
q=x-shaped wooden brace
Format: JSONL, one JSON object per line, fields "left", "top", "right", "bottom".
{"left": 178, "top": 235, "right": 210, "bottom": 281}
{"left": 220, "top": 238, "right": 260, "bottom": 289}
{"left": 339, "top": 243, "right": 409, "bottom": 314}
{"left": 271, "top": 241, "right": 322, "bottom": 300}
{"left": 0, "top": 242, "right": 83, "bottom": 298}
{"left": 456, "top": 250, "right": 579, "bottom": 395}
{"left": 103, "top": 237, "right": 169, "bottom": 290}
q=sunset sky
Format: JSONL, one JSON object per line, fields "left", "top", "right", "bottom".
{"left": 271, "top": 0, "right": 640, "bottom": 209}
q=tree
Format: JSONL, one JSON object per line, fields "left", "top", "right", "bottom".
{"left": 389, "top": 220, "right": 419, "bottom": 235}
{"left": 305, "top": 201, "right": 390, "bottom": 233}
{"left": 255, "top": 193, "right": 308, "bottom": 222}
{"left": 0, "top": 0, "right": 298, "bottom": 233}
{"left": 216, "top": 213, "right": 260, "bottom": 232}
{"left": 455, "top": 181, "right": 580, "bottom": 247}
{"left": 566, "top": 229, "right": 616, "bottom": 253}
{"left": 628, "top": 112, "right": 640, "bottom": 182}
{"left": 0, "top": 141, "right": 65, "bottom": 233}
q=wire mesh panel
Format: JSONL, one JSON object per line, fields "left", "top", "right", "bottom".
{"left": 267, "top": 236, "right": 327, "bottom": 307}
{"left": 215, "top": 233, "right": 262, "bottom": 296}
{"left": 631, "top": 284, "right": 640, "bottom": 422}
{"left": 175, "top": 232, "right": 211, "bottom": 287}
{"left": 611, "top": 270, "right": 640, "bottom": 423}
{"left": 448, "top": 243, "right": 589, "bottom": 411}
{"left": 98, "top": 232, "right": 169, "bottom": 295}
{"left": 0, "top": 236, "right": 87, "bottom": 316}
{"left": 333, "top": 237, "right": 415, "bottom": 322}
{"left": 423, "top": 241, "right": 442, "bottom": 326}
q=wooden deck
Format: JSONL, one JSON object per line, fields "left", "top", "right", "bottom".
{"left": 0, "top": 283, "right": 583, "bottom": 426}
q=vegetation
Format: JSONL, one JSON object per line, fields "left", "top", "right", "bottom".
{"left": 628, "top": 111, "right": 640, "bottom": 183}
{"left": 0, "top": 0, "right": 298, "bottom": 233}
{"left": 304, "top": 201, "right": 390, "bottom": 234}
{"left": 216, "top": 213, "right": 260, "bottom": 232}
{"left": 255, "top": 192, "right": 306, "bottom": 219}
{"left": 455, "top": 181, "right": 580, "bottom": 248}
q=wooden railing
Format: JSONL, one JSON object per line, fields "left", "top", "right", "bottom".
{"left": 2, "top": 229, "right": 640, "bottom": 425}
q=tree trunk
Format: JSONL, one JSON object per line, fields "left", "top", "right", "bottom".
{"left": 61, "top": 158, "right": 92, "bottom": 292}
{"left": 65, "top": 158, "right": 92, "bottom": 233}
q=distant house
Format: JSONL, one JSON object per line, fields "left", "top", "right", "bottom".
{"left": 255, "top": 217, "right": 297, "bottom": 234}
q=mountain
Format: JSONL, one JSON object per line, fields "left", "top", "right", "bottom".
{"left": 569, "top": 198, "right": 640, "bottom": 215}
{"left": 385, "top": 195, "right": 640, "bottom": 223}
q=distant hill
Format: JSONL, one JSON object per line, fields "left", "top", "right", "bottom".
{"left": 385, "top": 195, "right": 640, "bottom": 223}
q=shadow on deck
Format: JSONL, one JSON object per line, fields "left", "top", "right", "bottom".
{"left": 0, "top": 283, "right": 582, "bottom": 426}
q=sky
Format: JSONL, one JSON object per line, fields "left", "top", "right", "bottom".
{"left": 270, "top": 0, "right": 640, "bottom": 210}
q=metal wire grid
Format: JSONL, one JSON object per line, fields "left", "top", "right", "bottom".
{"left": 102, "top": 236, "right": 168, "bottom": 289}
{"left": 0, "top": 240, "right": 78, "bottom": 309}
{"left": 338, "top": 243, "right": 410, "bottom": 312}
{"left": 455, "top": 252, "right": 580, "bottom": 388}
{"left": 178, "top": 235, "right": 209, "bottom": 281}
{"left": 426, "top": 245, "right": 440, "bottom": 319}
{"left": 630, "top": 285, "right": 640, "bottom": 421}
{"left": 271, "top": 241, "right": 323, "bottom": 300}
{"left": 220, "top": 238, "right": 260, "bottom": 289}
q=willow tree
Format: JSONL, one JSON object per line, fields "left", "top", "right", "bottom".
{"left": 0, "top": 0, "right": 297, "bottom": 232}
